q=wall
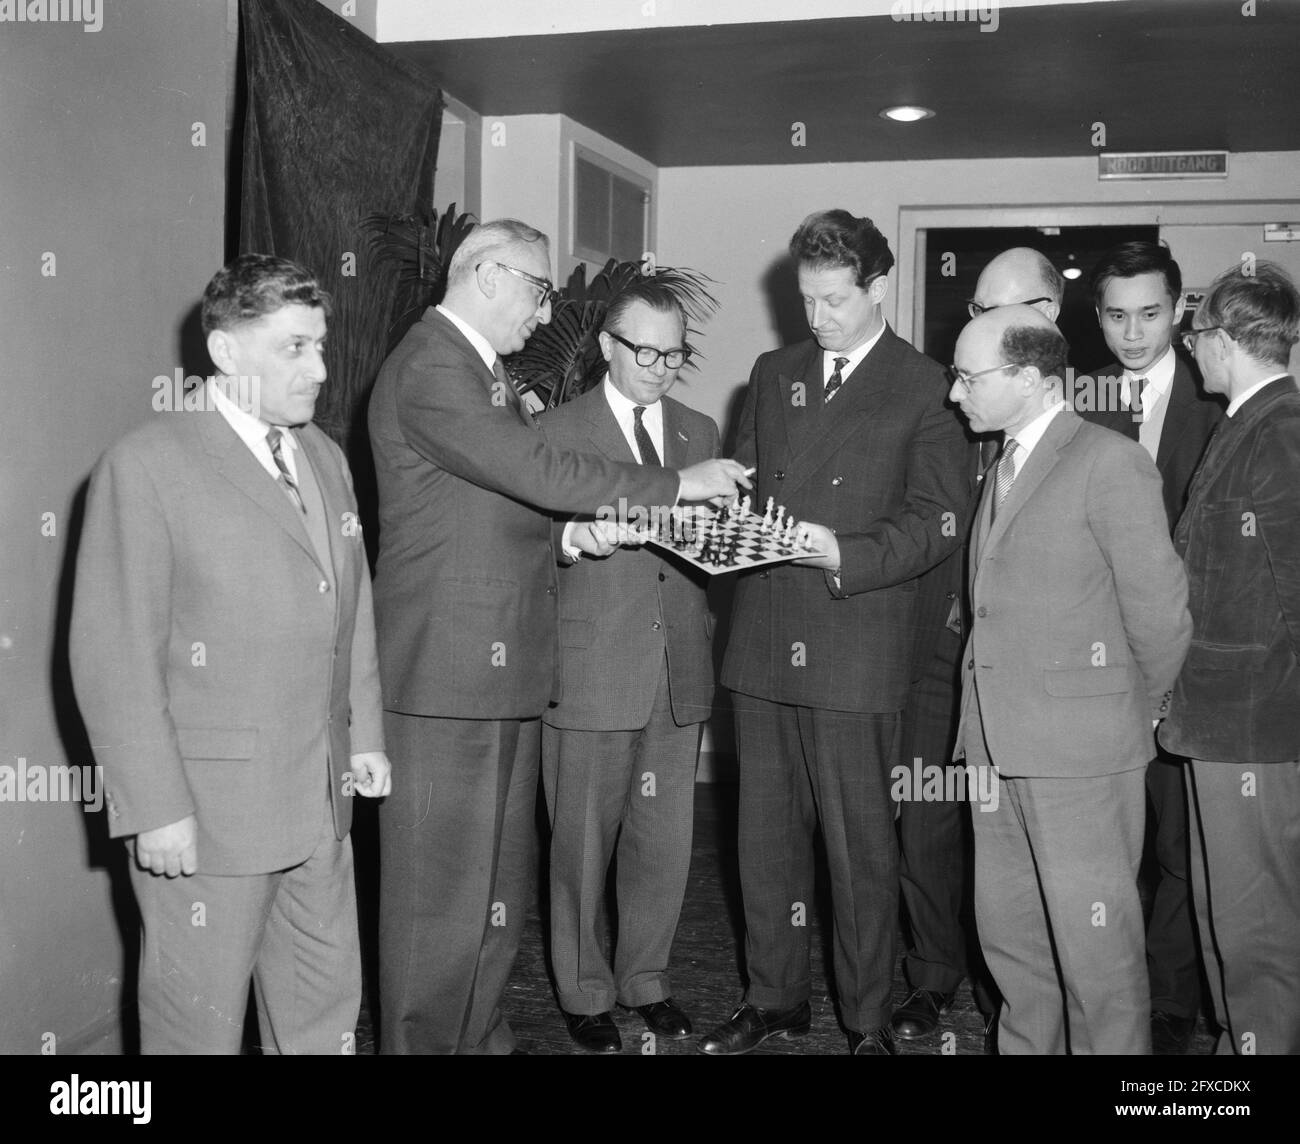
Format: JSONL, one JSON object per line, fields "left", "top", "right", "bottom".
{"left": 0, "top": 0, "right": 233, "bottom": 1053}
{"left": 656, "top": 152, "right": 1300, "bottom": 436}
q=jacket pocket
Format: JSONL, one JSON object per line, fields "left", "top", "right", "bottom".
{"left": 1043, "top": 665, "right": 1130, "bottom": 697}
{"left": 176, "top": 727, "right": 258, "bottom": 761}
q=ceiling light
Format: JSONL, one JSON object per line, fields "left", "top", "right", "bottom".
{"left": 1063, "top": 267, "right": 1083, "bottom": 280}
{"left": 879, "top": 105, "right": 934, "bottom": 123}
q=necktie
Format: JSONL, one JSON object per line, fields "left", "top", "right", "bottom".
{"left": 824, "top": 356, "right": 849, "bottom": 404}
{"left": 493, "top": 357, "right": 523, "bottom": 411}
{"left": 267, "top": 427, "right": 306, "bottom": 514}
{"left": 633, "top": 405, "right": 661, "bottom": 467}
{"left": 992, "top": 437, "right": 1019, "bottom": 521}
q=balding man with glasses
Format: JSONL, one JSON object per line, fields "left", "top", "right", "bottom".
{"left": 369, "top": 219, "right": 749, "bottom": 1054}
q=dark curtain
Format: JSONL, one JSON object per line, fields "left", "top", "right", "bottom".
{"left": 237, "top": 0, "right": 442, "bottom": 463}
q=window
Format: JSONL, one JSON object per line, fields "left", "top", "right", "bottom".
{"left": 572, "top": 145, "right": 650, "bottom": 264}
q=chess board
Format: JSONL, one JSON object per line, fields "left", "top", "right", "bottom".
{"left": 642, "top": 499, "right": 826, "bottom": 576}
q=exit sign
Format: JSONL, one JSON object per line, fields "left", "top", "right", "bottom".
{"left": 1099, "top": 151, "right": 1229, "bottom": 180}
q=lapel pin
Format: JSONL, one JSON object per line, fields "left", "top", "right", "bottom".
{"left": 677, "top": 429, "right": 689, "bottom": 442}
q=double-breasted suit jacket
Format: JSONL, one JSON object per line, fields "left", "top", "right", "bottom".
{"left": 722, "top": 327, "right": 970, "bottom": 712}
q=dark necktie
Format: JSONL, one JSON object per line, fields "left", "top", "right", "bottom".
{"left": 266, "top": 427, "right": 306, "bottom": 514}
{"left": 992, "top": 437, "right": 1019, "bottom": 522}
{"left": 633, "top": 405, "right": 661, "bottom": 467}
{"left": 824, "top": 356, "right": 849, "bottom": 404}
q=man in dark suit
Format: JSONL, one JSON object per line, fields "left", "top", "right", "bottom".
{"left": 70, "top": 254, "right": 391, "bottom": 1053}
{"left": 1077, "top": 241, "right": 1222, "bottom": 1054}
{"left": 950, "top": 305, "right": 1191, "bottom": 1054}
{"left": 890, "top": 248, "right": 1065, "bottom": 1043}
{"left": 699, "top": 209, "right": 970, "bottom": 1056}
{"left": 368, "top": 219, "right": 748, "bottom": 1055}
{"left": 537, "top": 280, "right": 720, "bottom": 1052}
{"left": 1159, "top": 260, "right": 1300, "bottom": 1056}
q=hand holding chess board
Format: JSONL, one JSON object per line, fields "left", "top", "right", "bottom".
{"left": 642, "top": 496, "right": 827, "bottom": 575}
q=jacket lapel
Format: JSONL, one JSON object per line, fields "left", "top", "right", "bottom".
{"left": 980, "top": 409, "right": 1080, "bottom": 559}
{"left": 777, "top": 341, "right": 824, "bottom": 461}
{"left": 580, "top": 386, "right": 638, "bottom": 464}
{"left": 194, "top": 408, "right": 321, "bottom": 568}
{"left": 1185, "top": 376, "right": 1296, "bottom": 500}
{"left": 1154, "top": 354, "right": 1198, "bottom": 471}
{"left": 427, "top": 307, "right": 535, "bottom": 430}
{"left": 661, "top": 398, "right": 692, "bottom": 469}
{"left": 297, "top": 426, "right": 344, "bottom": 583}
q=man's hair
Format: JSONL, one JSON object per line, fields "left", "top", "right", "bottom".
{"left": 602, "top": 278, "right": 687, "bottom": 338}
{"left": 789, "top": 209, "right": 894, "bottom": 287}
{"left": 1089, "top": 240, "right": 1182, "bottom": 309}
{"left": 201, "top": 254, "right": 331, "bottom": 335}
{"left": 1202, "top": 260, "right": 1300, "bottom": 367}
{"left": 446, "top": 218, "right": 549, "bottom": 289}
{"left": 1001, "top": 323, "right": 1069, "bottom": 384}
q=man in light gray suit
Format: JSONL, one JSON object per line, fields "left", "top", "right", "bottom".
{"left": 949, "top": 305, "right": 1191, "bottom": 1054}
{"left": 537, "top": 280, "right": 720, "bottom": 1053}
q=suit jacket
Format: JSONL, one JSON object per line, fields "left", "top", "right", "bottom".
{"left": 1159, "top": 376, "right": 1300, "bottom": 763}
{"left": 721, "top": 326, "right": 970, "bottom": 714}
{"left": 368, "top": 307, "right": 680, "bottom": 720}
{"left": 1077, "top": 351, "right": 1223, "bottom": 530}
{"left": 538, "top": 387, "right": 720, "bottom": 731}
{"left": 955, "top": 410, "right": 1192, "bottom": 778}
{"left": 70, "top": 409, "right": 384, "bottom": 875}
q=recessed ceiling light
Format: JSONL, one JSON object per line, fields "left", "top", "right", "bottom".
{"left": 1062, "top": 267, "right": 1083, "bottom": 280}
{"left": 879, "top": 105, "right": 935, "bottom": 123}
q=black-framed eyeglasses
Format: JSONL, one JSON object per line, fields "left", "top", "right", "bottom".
{"left": 480, "top": 260, "right": 559, "bottom": 308}
{"left": 948, "top": 362, "right": 1021, "bottom": 393}
{"left": 1181, "top": 326, "right": 1224, "bottom": 353}
{"left": 608, "top": 332, "right": 692, "bottom": 370}
{"left": 966, "top": 297, "right": 1052, "bottom": 318}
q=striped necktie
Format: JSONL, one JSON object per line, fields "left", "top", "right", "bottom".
{"left": 992, "top": 437, "right": 1019, "bottom": 521}
{"left": 267, "top": 427, "right": 306, "bottom": 514}
{"left": 824, "top": 356, "right": 849, "bottom": 403}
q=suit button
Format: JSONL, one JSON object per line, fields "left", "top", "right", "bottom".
{"left": 546, "top": 585, "right": 556, "bottom": 595}
{"left": 968, "top": 660, "right": 975, "bottom": 670}
{"left": 775, "top": 470, "right": 785, "bottom": 480}
{"left": 831, "top": 476, "right": 843, "bottom": 486}
{"left": 652, "top": 621, "right": 662, "bottom": 631}
{"left": 976, "top": 606, "right": 987, "bottom": 618}
{"left": 946, "top": 592, "right": 957, "bottom": 600}
{"left": 318, "top": 580, "right": 329, "bottom": 593}
{"left": 759, "top": 570, "right": 770, "bottom": 579}
{"left": 658, "top": 572, "right": 666, "bottom": 582}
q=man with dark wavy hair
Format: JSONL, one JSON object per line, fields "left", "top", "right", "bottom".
{"left": 700, "top": 209, "right": 970, "bottom": 1056}
{"left": 1159, "top": 261, "right": 1300, "bottom": 1055}
{"left": 949, "top": 305, "right": 1190, "bottom": 1054}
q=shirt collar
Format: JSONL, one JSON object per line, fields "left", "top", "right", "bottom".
{"left": 1227, "top": 373, "right": 1291, "bottom": 417}
{"left": 602, "top": 377, "right": 662, "bottom": 421}
{"left": 208, "top": 377, "right": 297, "bottom": 452}
{"left": 437, "top": 303, "right": 497, "bottom": 373}
{"left": 1123, "top": 343, "right": 1176, "bottom": 398}
{"left": 1007, "top": 398, "right": 1066, "bottom": 460}
{"left": 825, "top": 321, "right": 887, "bottom": 377}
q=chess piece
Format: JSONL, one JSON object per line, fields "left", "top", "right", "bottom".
{"left": 762, "top": 497, "right": 775, "bottom": 530}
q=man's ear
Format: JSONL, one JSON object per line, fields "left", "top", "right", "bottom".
{"left": 869, "top": 274, "right": 889, "bottom": 305}
{"left": 206, "top": 328, "right": 237, "bottom": 376}
{"left": 1042, "top": 300, "right": 1061, "bottom": 323}
{"left": 597, "top": 330, "right": 614, "bottom": 364}
{"left": 476, "top": 260, "right": 499, "bottom": 299}
{"left": 1172, "top": 293, "right": 1187, "bottom": 327}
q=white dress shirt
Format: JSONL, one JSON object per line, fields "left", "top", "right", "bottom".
{"left": 821, "top": 322, "right": 887, "bottom": 396}
{"left": 602, "top": 378, "right": 665, "bottom": 463}
{"left": 209, "top": 376, "right": 299, "bottom": 483}
{"left": 1004, "top": 398, "right": 1067, "bottom": 476}
{"left": 1121, "top": 344, "right": 1176, "bottom": 461}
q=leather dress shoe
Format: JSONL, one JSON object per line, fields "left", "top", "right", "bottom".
{"left": 1152, "top": 1010, "right": 1195, "bottom": 1055}
{"left": 848, "top": 1025, "right": 896, "bottom": 1056}
{"left": 624, "top": 998, "right": 692, "bottom": 1039}
{"left": 890, "top": 987, "right": 955, "bottom": 1040}
{"left": 699, "top": 1001, "right": 811, "bottom": 1055}
{"left": 562, "top": 1010, "right": 622, "bottom": 1053}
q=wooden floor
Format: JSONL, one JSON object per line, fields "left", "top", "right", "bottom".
{"left": 353, "top": 781, "right": 1218, "bottom": 1056}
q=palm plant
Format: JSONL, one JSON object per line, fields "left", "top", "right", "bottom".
{"left": 507, "top": 258, "right": 719, "bottom": 409}
{"left": 359, "top": 204, "right": 477, "bottom": 352}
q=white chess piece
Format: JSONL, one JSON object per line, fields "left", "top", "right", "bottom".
{"left": 762, "top": 497, "right": 775, "bottom": 530}
{"left": 740, "top": 495, "right": 752, "bottom": 517}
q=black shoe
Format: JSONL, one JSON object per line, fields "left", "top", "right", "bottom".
{"left": 848, "top": 1025, "right": 896, "bottom": 1056}
{"left": 562, "top": 1010, "right": 622, "bottom": 1053}
{"left": 983, "top": 1012, "right": 998, "bottom": 1056}
{"left": 699, "top": 1001, "right": 811, "bottom": 1055}
{"left": 890, "top": 987, "right": 955, "bottom": 1040}
{"left": 1152, "top": 1010, "right": 1195, "bottom": 1055}
{"left": 623, "top": 998, "right": 692, "bottom": 1039}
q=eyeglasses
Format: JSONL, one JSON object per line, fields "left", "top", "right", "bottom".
{"left": 608, "top": 332, "right": 692, "bottom": 370}
{"left": 1181, "top": 326, "right": 1224, "bottom": 353}
{"left": 967, "top": 297, "right": 1052, "bottom": 318}
{"left": 948, "top": 362, "right": 1021, "bottom": 393}
{"left": 480, "top": 261, "right": 559, "bottom": 308}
